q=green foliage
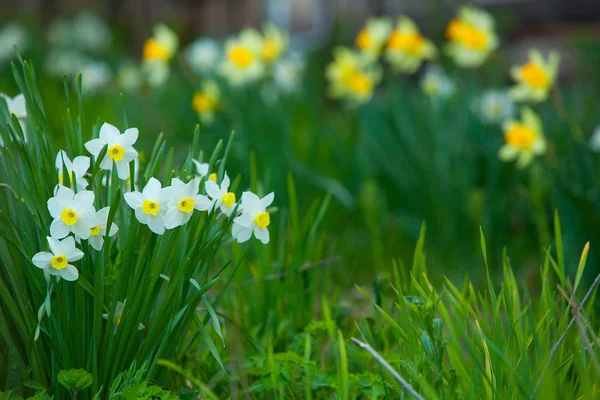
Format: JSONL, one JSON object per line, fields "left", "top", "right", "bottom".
{"left": 57, "top": 369, "right": 93, "bottom": 393}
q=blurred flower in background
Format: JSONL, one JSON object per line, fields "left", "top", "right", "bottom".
{"left": 77, "top": 61, "right": 112, "bottom": 93}
{"left": 590, "top": 126, "right": 600, "bottom": 152}
{"left": 384, "top": 16, "right": 436, "bottom": 74}
{"left": 472, "top": 89, "right": 515, "bottom": 124}
{"left": 117, "top": 61, "right": 142, "bottom": 92}
{"left": 70, "top": 13, "right": 112, "bottom": 54}
{"left": 445, "top": 6, "right": 498, "bottom": 68}
{"left": 509, "top": 49, "right": 559, "bottom": 103}
{"left": 355, "top": 17, "right": 392, "bottom": 60}
{"left": 499, "top": 107, "right": 546, "bottom": 168}
{"left": 272, "top": 52, "right": 305, "bottom": 93}
{"left": 260, "top": 24, "right": 288, "bottom": 63}
{"left": 192, "top": 80, "right": 220, "bottom": 125}
{"left": 326, "top": 47, "right": 381, "bottom": 105}
{"left": 142, "top": 24, "right": 179, "bottom": 87}
{"left": 187, "top": 38, "right": 221, "bottom": 75}
{"left": 420, "top": 65, "right": 455, "bottom": 102}
{"left": 219, "top": 28, "right": 265, "bottom": 86}
{"left": 0, "top": 23, "right": 29, "bottom": 65}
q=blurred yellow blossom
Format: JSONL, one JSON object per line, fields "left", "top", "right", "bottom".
{"left": 445, "top": 6, "right": 498, "bottom": 68}
{"left": 192, "top": 80, "right": 220, "bottom": 125}
{"left": 384, "top": 17, "right": 436, "bottom": 74}
{"left": 355, "top": 18, "right": 392, "bottom": 59}
{"left": 326, "top": 47, "right": 381, "bottom": 105}
{"left": 509, "top": 49, "right": 559, "bottom": 103}
{"left": 142, "top": 24, "right": 179, "bottom": 87}
{"left": 219, "top": 29, "right": 265, "bottom": 86}
{"left": 260, "top": 24, "right": 287, "bottom": 63}
{"left": 499, "top": 107, "right": 546, "bottom": 168}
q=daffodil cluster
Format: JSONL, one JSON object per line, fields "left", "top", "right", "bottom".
{"left": 31, "top": 122, "right": 274, "bottom": 283}
{"left": 445, "top": 6, "right": 498, "bottom": 68}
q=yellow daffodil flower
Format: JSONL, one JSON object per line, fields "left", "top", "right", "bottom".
{"left": 219, "top": 29, "right": 265, "bottom": 86}
{"left": 445, "top": 6, "right": 498, "bottom": 68}
{"left": 384, "top": 17, "right": 436, "bottom": 74}
{"left": 509, "top": 49, "right": 559, "bottom": 103}
{"left": 192, "top": 80, "right": 220, "bottom": 125}
{"left": 499, "top": 107, "right": 546, "bottom": 168}
{"left": 260, "top": 24, "right": 287, "bottom": 63}
{"left": 326, "top": 47, "right": 381, "bottom": 105}
{"left": 355, "top": 17, "right": 392, "bottom": 59}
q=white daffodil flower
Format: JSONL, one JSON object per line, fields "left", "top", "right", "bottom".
{"left": 590, "top": 126, "right": 600, "bottom": 153}
{"left": 84, "top": 122, "right": 138, "bottom": 180}
{"left": 472, "top": 90, "right": 515, "bottom": 125}
{"left": 219, "top": 29, "right": 265, "bottom": 86}
{"left": 85, "top": 207, "right": 118, "bottom": 251}
{"left": 205, "top": 174, "right": 237, "bottom": 216}
{"left": 55, "top": 150, "right": 90, "bottom": 191}
{"left": 0, "top": 92, "right": 27, "bottom": 146}
{"left": 32, "top": 236, "right": 83, "bottom": 281}
{"left": 0, "top": 23, "right": 29, "bottom": 65}
{"left": 164, "top": 178, "right": 212, "bottom": 229}
{"left": 273, "top": 53, "right": 305, "bottom": 93}
{"left": 232, "top": 191, "right": 274, "bottom": 244}
{"left": 48, "top": 186, "right": 98, "bottom": 239}
{"left": 192, "top": 159, "right": 209, "bottom": 178}
{"left": 123, "top": 177, "right": 170, "bottom": 235}
{"left": 420, "top": 65, "right": 456, "bottom": 102}
{"left": 103, "top": 300, "right": 145, "bottom": 333}
{"left": 187, "top": 38, "right": 220, "bottom": 74}
{"left": 498, "top": 107, "right": 546, "bottom": 169}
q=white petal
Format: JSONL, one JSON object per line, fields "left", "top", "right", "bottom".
{"left": 99, "top": 122, "right": 121, "bottom": 143}
{"left": 66, "top": 247, "right": 84, "bottom": 262}
{"left": 50, "top": 219, "right": 70, "bottom": 239}
{"left": 32, "top": 252, "right": 52, "bottom": 269}
{"left": 60, "top": 265, "right": 79, "bottom": 281}
{"left": 240, "top": 191, "right": 260, "bottom": 214}
{"left": 84, "top": 138, "right": 106, "bottom": 156}
{"left": 193, "top": 195, "right": 213, "bottom": 211}
{"left": 116, "top": 161, "right": 130, "bottom": 180}
{"left": 96, "top": 207, "right": 111, "bottom": 225}
{"left": 124, "top": 191, "right": 143, "bottom": 209}
{"left": 235, "top": 225, "right": 253, "bottom": 243}
{"left": 144, "top": 177, "right": 163, "bottom": 197}
{"left": 253, "top": 226, "right": 270, "bottom": 244}
{"left": 74, "top": 190, "right": 95, "bottom": 211}
{"left": 72, "top": 156, "right": 90, "bottom": 176}
{"left": 10, "top": 94, "right": 27, "bottom": 118}
{"left": 204, "top": 181, "right": 221, "bottom": 199}
{"left": 47, "top": 197, "right": 62, "bottom": 219}
{"left": 55, "top": 150, "right": 70, "bottom": 170}
{"left": 47, "top": 236, "right": 61, "bottom": 254}
{"left": 100, "top": 156, "right": 113, "bottom": 170}
{"left": 121, "top": 127, "right": 139, "bottom": 146}
{"left": 56, "top": 185, "right": 75, "bottom": 202}
{"left": 56, "top": 236, "right": 77, "bottom": 255}
{"left": 185, "top": 178, "right": 200, "bottom": 197}
{"left": 221, "top": 174, "right": 230, "bottom": 191}
{"left": 260, "top": 192, "right": 275, "bottom": 208}
{"left": 147, "top": 216, "right": 165, "bottom": 235}
{"left": 107, "top": 223, "right": 118, "bottom": 236}
{"left": 164, "top": 208, "right": 182, "bottom": 230}
{"left": 89, "top": 235, "right": 104, "bottom": 251}
{"left": 72, "top": 221, "right": 91, "bottom": 239}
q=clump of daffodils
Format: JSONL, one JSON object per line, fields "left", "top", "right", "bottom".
{"left": 472, "top": 90, "right": 515, "bottom": 125}
{"left": 354, "top": 17, "right": 392, "bottom": 59}
{"left": 498, "top": 107, "right": 546, "bottom": 168}
{"left": 384, "top": 17, "right": 436, "bottom": 74}
{"left": 326, "top": 48, "right": 381, "bottom": 105}
{"left": 31, "top": 122, "right": 275, "bottom": 284}
{"left": 445, "top": 6, "right": 498, "bottom": 68}
{"left": 509, "top": 49, "right": 559, "bottom": 103}
{"left": 142, "top": 24, "right": 179, "bottom": 87}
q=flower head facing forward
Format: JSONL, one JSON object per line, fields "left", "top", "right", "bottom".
{"left": 205, "top": 173, "right": 237, "bottom": 216}
{"left": 355, "top": 18, "right": 392, "bottom": 58}
{"left": 143, "top": 24, "right": 178, "bottom": 62}
{"left": 32, "top": 236, "right": 83, "bottom": 281}
{"left": 219, "top": 29, "right": 265, "bottom": 86}
{"left": 420, "top": 65, "right": 455, "bottom": 102}
{"left": 55, "top": 150, "right": 90, "bottom": 191}
{"left": 187, "top": 38, "right": 220, "bottom": 74}
{"left": 445, "top": 6, "right": 498, "bottom": 68}
{"left": 86, "top": 207, "right": 118, "bottom": 251}
{"left": 48, "top": 186, "right": 98, "bottom": 239}
{"left": 164, "top": 178, "right": 212, "bottom": 229}
{"left": 232, "top": 191, "right": 274, "bottom": 244}
{"left": 192, "top": 80, "right": 220, "bottom": 125}
{"left": 124, "top": 177, "right": 170, "bottom": 234}
{"left": 509, "top": 49, "right": 559, "bottom": 103}
{"left": 498, "top": 107, "right": 546, "bottom": 169}
{"left": 384, "top": 17, "right": 436, "bottom": 74}
{"left": 326, "top": 47, "right": 381, "bottom": 105}
{"left": 84, "top": 122, "right": 138, "bottom": 180}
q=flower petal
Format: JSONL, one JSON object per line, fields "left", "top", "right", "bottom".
{"left": 253, "top": 226, "right": 270, "bottom": 244}
{"left": 121, "top": 127, "right": 139, "bottom": 146}
{"left": 50, "top": 219, "right": 70, "bottom": 239}
{"left": 99, "top": 122, "right": 121, "bottom": 143}
{"left": 84, "top": 138, "right": 106, "bottom": 156}
{"left": 60, "top": 265, "right": 79, "bottom": 281}
{"left": 32, "top": 252, "right": 52, "bottom": 269}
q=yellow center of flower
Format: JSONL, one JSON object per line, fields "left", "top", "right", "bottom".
{"left": 355, "top": 29, "right": 373, "bottom": 50}
{"left": 142, "top": 200, "right": 160, "bottom": 216}
{"left": 51, "top": 255, "right": 68, "bottom": 270}
{"left": 255, "top": 212, "right": 270, "bottom": 229}
{"left": 347, "top": 72, "right": 373, "bottom": 95}
{"left": 108, "top": 145, "right": 125, "bottom": 162}
{"left": 208, "top": 173, "right": 217, "bottom": 182}
{"left": 60, "top": 208, "right": 78, "bottom": 226}
{"left": 143, "top": 38, "right": 170, "bottom": 61}
{"left": 192, "top": 92, "right": 217, "bottom": 113}
{"left": 520, "top": 62, "right": 548, "bottom": 89}
{"left": 178, "top": 197, "right": 195, "bottom": 213}
{"left": 446, "top": 19, "right": 487, "bottom": 50}
{"left": 228, "top": 46, "right": 254, "bottom": 68}
{"left": 387, "top": 31, "right": 424, "bottom": 55}
{"left": 115, "top": 315, "right": 122, "bottom": 327}
{"left": 505, "top": 123, "right": 536, "bottom": 150}
{"left": 222, "top": 192, "right": 236, "bottom": 208}
{"left": 261, "top": 40, "right": 279, "bottom": 62}
{"left": 90, "top": 225, "right": 101, "bottom": 236}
